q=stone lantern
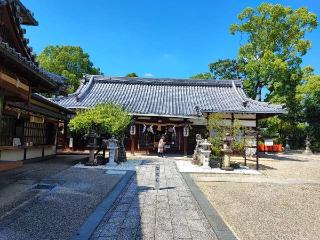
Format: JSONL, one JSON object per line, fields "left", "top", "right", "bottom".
{"left": 303, "top": 136, "right": 313, "bottom": 155}
{"left": 86, "top": 130, "right": 98, "bottom": 164}
{"left": 192, "top": 134, "right": 203, "bottom": 165}
{"left": 199, "top": 139, "right": 212, "bottom": 168}
{"left": 221, "top": 133, "right": 233, "bottom": 171}
{"left": 106, "top": 136, "right": 119, "bottom": 166}
{"left": 284, "top": 136, "right": 290, "bottom": 152}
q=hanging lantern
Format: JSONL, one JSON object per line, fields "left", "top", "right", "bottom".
{"left": 183, "top": 125, "right": 189, "bottom": 137}
{"left": 130, "top": 124, "right": 136, "bottom": 135}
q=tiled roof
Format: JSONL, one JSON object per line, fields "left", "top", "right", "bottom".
{"left": 0, "top": 0, "right": 38, "bottom": 25}
{"left": 0, "top": 40, "right": 65, "bottom": 86}
{"left": 32, "top": 93, "right": 74, "bottom": 114}
{"left": 52, "top": 75, "right": 286, "bottom": 117}
{"left": 0, "top": 0, "right": 64, "bottom": 87}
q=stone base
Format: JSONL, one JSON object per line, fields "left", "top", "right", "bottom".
{"left": 221, "top": 166, "right": 234, "bottom": 171}
{"left": 303, "top": 150, "right": 313, "bottom": 155}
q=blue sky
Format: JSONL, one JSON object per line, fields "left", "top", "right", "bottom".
{"left": 25, "top": 0, "right": 320, "bottom": 78}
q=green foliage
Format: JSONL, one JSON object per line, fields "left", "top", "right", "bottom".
{"left": 230, "top": 3, "right": 318, "bottom": 150}
{"left": 126, "top": 73, "right": 138, "bottom": 77}
{"left": 190, "top": 72, "right": 212, "bottom": 79}
{"left": 209, "top": 59, "right": 244, "bottom": 80}
{"left": 68, "top": 103, "right": 132, "bottom": 137}
{"left": 230, "top": 3, "right": 317, "bottom": 103}
{"left": 207, "top": 113, "right": 245, "bottom": 156}
{"left": 37, "top": 45, "right": 101, "bottom": 93}
{"left": 298, "top": 67, "right": 320, "bottom": 151}
{"left": 207, "top": 113, "right": 226, "bottom": 156}
{"left": 232, "top": 119, "right": 246, "bottom": 152}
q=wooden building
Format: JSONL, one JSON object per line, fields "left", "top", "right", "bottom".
{"left": 53, "top": 75, "right": 286, "bottom": 156}
{"left": 0, "top": 0, "right": 72, "bottom": 166}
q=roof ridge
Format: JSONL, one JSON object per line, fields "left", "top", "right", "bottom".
{"left": 90, "top": 75, "right": 242, "bottom": 87}
{"left": 76, "top": 75, "right": 95, "bottom": 102}
{"left": 231, "top": 80, "right": 248, "bottom": 107}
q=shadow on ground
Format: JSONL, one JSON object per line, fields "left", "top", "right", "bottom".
{"left": 0, "top": 155, "right": 123, "bottom": 240}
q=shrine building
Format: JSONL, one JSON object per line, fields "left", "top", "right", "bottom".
{"left": 0, "top": 0, "right": 72, "bottom": 168}
{"left": 53, "top": 75, "right": 286, "bottom": 156}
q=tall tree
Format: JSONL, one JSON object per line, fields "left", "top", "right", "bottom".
{"left": 190, "top": 72, "right": 212, "bottom": 79}
{"left": 37, "top": 45, "right": 101, "bottom": 93}
{"left": 126, "top": 73, "right": 138, "bottom": 77}
{"left": 230, "top": 3, "right": 318, "bottom": 147}
{"left": 230, "top": 3, "right": 317, "bottom": 103}
{"left": 209, "top": 59, "right": 244, "bottom": 80}
{"left": 298, "top": 67, "right": 320, "bottom": 150}
{"left": 69, "top": 103, "right": 132, "bottom": 162}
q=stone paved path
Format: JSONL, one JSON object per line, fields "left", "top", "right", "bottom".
{"left": 91, "top": 157, "right": 218, "bottom": 240}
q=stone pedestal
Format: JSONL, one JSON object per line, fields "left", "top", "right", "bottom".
{"left": 284, "top": 137, "right": 290, "bottom": 152}
{"left": 303, "top": 137, "right": 313, "bottom": 155}
{"left": 86, "top": 130, "right": 98, "bottom": 166}
{"left": 192, "top": 134, "right": 203, "bottom": 165}
{"left": 221, "top": 133, "right": 234, "bottom": 171}
{"left": 199, "top": 139, "right": 212, "bottom": 169}
{"left": 106, "top": 136, "right": 119, "bottom": 166}
{"left": 221, "top": 149, "right": 233, "bottom": 171}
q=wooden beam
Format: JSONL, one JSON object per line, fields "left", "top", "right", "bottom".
{"left": 0, "top": 71, "right": 29, "bottom": 101}
{"left": 0, "top": 71, "right": 29, "bottom": 92}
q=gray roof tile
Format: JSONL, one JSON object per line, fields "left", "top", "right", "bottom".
{"left": 52, "top": 75, "right": 286, "bottom": 117}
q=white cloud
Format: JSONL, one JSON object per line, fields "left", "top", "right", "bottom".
{"left": 144, "top": 73, "right": 154, "bottom": 78}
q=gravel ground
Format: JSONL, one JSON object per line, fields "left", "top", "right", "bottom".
{"left": 192, "top": 153, "right": 320, "bottom": 240}
{"left": 0, "top": 155, "right": 123, "bottom": 240}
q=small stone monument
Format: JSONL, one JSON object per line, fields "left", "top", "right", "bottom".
{"left": 284, "top": 136, "right": 290, "bottom": 152}
{"left": 199, "top": 139, "right": 212, "bottom": 168}
{"left": 192, "top": 134, "right": 203, "bottom": 165}
{"left": 86, "top": 130, "right": 98, "bottom": 165}
{"left": 221, "top": 133, "right": 234, "bottom": 171}
{"left": 106, "top": 136, "right": 119, "bottom": 166}
{"left": 303, "top": 136, "right": 313, "bottom": 155}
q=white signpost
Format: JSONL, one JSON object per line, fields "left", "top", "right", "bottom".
{"left": 264, "top": 139, "right": 274, "bottom": 146}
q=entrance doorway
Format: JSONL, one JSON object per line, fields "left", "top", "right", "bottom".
{"left": 136, "top": 124, "right": 183, "bottom": 154}
{"left": 155, "top": 126, "right": 183, "bottom": 153}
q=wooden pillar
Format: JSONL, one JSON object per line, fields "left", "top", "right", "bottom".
{"left": 256, "top": 118, "right": 259, "bottom": 170}
{"left": 0, "top": 91, "right": 3, "bottom": 117}
{"left": 130, "top": 135, "right": 135, "bottom": 155}
{"left": 244, "top": 127, "right": 247, "bottom": 166}
{"left": 183, "top": 136, "right": 187, "bottom": 157}
{"left": 231, "top": 113, "right": 235, "bottom": 133}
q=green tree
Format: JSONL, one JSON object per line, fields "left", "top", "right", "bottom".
{"left": 231, "top": 3, "right": 318, "bottom": 148}
{"left": 125, "top": 73, "right": 138, "bottom": 77}
{"left": 69, "top": 103, "right": 132, "bottom": 162}
{"left": 37, "top": 45, "right": 101, "bottom": 93}
{"left": 298, "top": 67, "right": 320, "bottom": 150}
{"left": 207, "top": 113, "right": 244, "bottom": 157}
{"left": 230, "top": 3, "right": 317, "bottom": 103}
{"left": 209, "top": 59, "right": 244, "bottom": 80}
{"left": 190, "top": 72, "right": 212, "bottom": 79}
{"left": 69, "top": 103, "right": 131, "bottom": 136}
